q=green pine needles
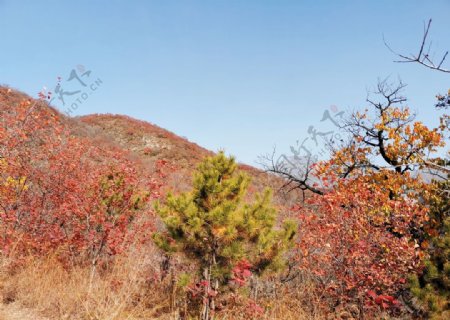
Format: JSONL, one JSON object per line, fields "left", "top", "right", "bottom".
{"left": 154, "top": 151, "right": 296, "bottom": 319}
{"left": 410, "top": 179, "right": 450, "bottom": 319}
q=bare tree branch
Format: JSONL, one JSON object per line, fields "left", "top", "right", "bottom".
{"left": 384, "top": 19, "right": 450, "bottom": 73}
{"left": 259, "top": 147, "right": 324, "bottom": 196}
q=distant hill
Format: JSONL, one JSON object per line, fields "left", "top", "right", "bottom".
{"left": 0, "top": 86, "right": 297, "bottom": 206}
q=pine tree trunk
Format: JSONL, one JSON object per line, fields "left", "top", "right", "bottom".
{"left": 211, "top": 252, "right": 219, "bottom": 313}
{"left": 201, "top": 264, "right": 211, "bottom": 320}
{"left": 201, "top": 253, "right": 219, "bottom": 320}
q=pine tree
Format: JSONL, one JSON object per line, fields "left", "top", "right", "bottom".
{"left": 410, "top": 178, "right": 450, "bottom": 319}
{"left": 154, "top": 151, "right": 296, "bottom": 319}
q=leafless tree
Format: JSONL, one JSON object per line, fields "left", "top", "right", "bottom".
{"left": 385, "top": 19, "right": 449, "bottom": 73}
{"left": 259, "top": 147, "right": 324, "bottom": 196}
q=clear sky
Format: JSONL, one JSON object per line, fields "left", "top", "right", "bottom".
{"left": 1, "top": 0, "right": 449, "bottom": 166}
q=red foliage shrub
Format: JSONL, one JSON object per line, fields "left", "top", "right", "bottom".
{"left": 295, "top": 171, "right": 427, "bottom": 313}
{"left": 230, "top": 259, "right": 252, "bottom": 286}
{"left": 0, "top": 89, "right": 167, "bottom": 264}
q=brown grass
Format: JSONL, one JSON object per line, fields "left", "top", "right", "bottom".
{"left": 0, "top": 248, "right": 326, "bottom": 320}
{"left": 0, "top": 248, "right": 176, "bottom": 320}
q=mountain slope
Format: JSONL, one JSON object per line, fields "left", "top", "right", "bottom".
{"left": 0, "top": 86, "right": 294, "bottom": 202}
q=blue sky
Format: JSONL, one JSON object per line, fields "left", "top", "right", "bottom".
{"left": 1, "top": 0, "right": 449, "bottom": 165}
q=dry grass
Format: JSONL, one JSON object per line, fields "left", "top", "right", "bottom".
{"left": 0, "top": 247, "right": 178, "bottom": 320}
{"left": 0, "top": 249, "right": 325, "bottom": 320}
{"left": 214, "top": 282, "right": 326, "bottom": 320}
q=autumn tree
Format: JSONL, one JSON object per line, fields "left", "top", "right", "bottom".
{"left": 296, "top": 172, "right": 427, "bottom": 312}
{"left": 270, "top": 18, "right": 450, "bottom": 315}
{"left": 154, "top": 151, "right": 296, "bottom": 320}
{"left": 385, "top": 19, "right": 450, "bottom": 318}
{"left": 261, "top": 77, "right": 446, "bottom": 316}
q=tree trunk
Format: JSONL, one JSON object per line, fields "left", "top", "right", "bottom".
{"left": 201, "top": 253, "right": 219, "bottom": 320}
{"left": 201, "top": 264, "right": 211, "bottom": 320}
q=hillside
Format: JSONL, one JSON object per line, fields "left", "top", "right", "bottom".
{"left": 76, "top": 113, "right": 212, "bottom": 170}
{"left": 1, "top": 86, "right": 285, "bottom": 191}
{"left": 4, "top": 85, "right": 441, "bottom": 320}
{"left": 0, "top": 86, "right": 305, "bottom": 320}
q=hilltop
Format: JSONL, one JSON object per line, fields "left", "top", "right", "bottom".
{"left": 1, "top": 86, "right": 288, "bottom": 194}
